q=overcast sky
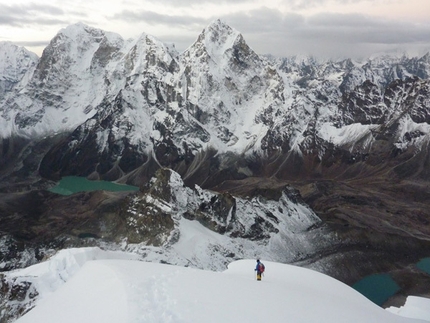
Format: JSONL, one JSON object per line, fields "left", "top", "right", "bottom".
{"left": 1, "top": 0, "right": 430, "bottom": 59}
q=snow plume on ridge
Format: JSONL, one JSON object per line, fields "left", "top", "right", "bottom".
{"left": 8, "top": 250, "right": 430, "bottom": 323}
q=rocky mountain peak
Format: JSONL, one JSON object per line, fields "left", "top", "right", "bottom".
{"left": 204, "top": 19, "right": 238, "bottom": 47}
{"left": 419, "top": 52, "right": 430, "bottom": 63}
{"left": 0, "top": 41, "right": 38, "bottom": 73}
{"left": 0, "top": 42, "right": 38, "bottom": 97}
{"left": 35, "top": 22, "right": 124, "bottom": 81}
{"left": 187, "top": 19, "right": 242, "bottom": 63}
{"left": 120, "top": 32, "right": 178, "bottom": 78}
{"left": 2, "top": 23, "right": 127, "bottom": 139}
{"left": 413, "top": 52, "right": 430, "bottom": 79}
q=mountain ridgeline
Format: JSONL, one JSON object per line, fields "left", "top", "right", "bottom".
{"left": 1, "top": 21, "right": 430, "bottom": 186}
{"left": 1, "top": 20, "right": 430, "bottom": 313}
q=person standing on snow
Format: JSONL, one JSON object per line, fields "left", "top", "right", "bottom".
{"left": 255, "top": 259, "right": 265, "bottom": 281}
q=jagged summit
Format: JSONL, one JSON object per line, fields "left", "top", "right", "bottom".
{"left": 0, "top": 42, "right": 38, "bottom": 98}
{"left": 0, "top": 42, "right": 38, "bottom": 75}
{"left": 197, "top": 19, "right": 238, "bottom": 43}
{"left": 187, "top": 19, "right": 262, "bottom": 73}
{"left": 185, "top": 19, "right": 246, "bottom": 63}
{"left": 203, "top": 19, "right": 240, "bottom": 52}
{"left": 420, "top": 52, "right": 430, "bottom": 62}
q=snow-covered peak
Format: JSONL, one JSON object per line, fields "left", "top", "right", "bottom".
{"left": 119, "top": 32, "right": 177, "bottom": 77}
{"left": 0, "top": 42, "right": 38, "bottom": 95}
{"left": 0, "top": 41, "right": 38, "bottom": 70}
{"left": 419, "top": 52, "right": 430, "bottom": 63}
{"left": 39, "top": 22, "right": 124, "bottom": 69}
{"left": 57, "top": 22, "right": 100, "bottom": 39}
{"left": 0, "top": 23, "right": 130, "bottom": 139}
{"left": 185, "top": 19, "right": 241, "bottom": 63}
{"left": 203, "top": 19, "right": 240, "bottom": 59}
{"left": 53, "top": 23, "right": 123, "bottom": 47}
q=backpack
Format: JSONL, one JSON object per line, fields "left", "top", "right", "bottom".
{"left": 259, "top": 263, "right": 265, "bottom": 273}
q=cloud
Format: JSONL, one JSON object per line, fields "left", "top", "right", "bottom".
{"left": 218, "top": 8, "right": 430, "bottom": 58}
{"left": 110, "top": 6, "right": 430, "bottom": 58}
{"left": 111, "top": 10, "right": 208, "bottom": 28}
{"left": 281, "top": 0, "right": 397, "bottom": 10}
{"left": 222, "top": 7, "right": 305, "bottom": 32}
{"left": 14, "top": 40, "right": 50, "bottom": 47}
{"left": 307, "top": 12, "right": 382, "bottom": 27}
{"left": 3, "top": 1, "right": 429, "bottom": 59}
{"left": 0, "top": 3, "right": 68, "bottom": 27}
{"left": 301, "top": 13, "right": 430, "bottom": 45}
{"left": 3, "top": 39, "right": 51, "bottom": 57}
{"left": 25, "top": 3, "right": 64, "bottom": 15}
{"left": 142, "top": 0, "right": 254, "bottom": 6}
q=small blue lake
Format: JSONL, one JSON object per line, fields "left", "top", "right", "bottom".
{"left": 49, "top": 176, "right": 139, "bottom": 195}
{"left": 416, "top": 258, "right": 430, "bottom": 275}
{"left": 352, "top": 274, "right": 401, "bottom": 306}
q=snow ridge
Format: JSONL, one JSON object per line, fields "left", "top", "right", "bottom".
{"left": 6, "top": 249, "right": 430, "bottom": 323}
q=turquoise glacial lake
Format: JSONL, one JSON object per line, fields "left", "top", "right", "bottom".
{"left": 417, "top": 258, "right": 430, "bottom": 275}
{"left": 352, "top": 274, "right": 401, "bottom": 306}
{"left": 49, "top": 176, "right": 139, "bottom": 195}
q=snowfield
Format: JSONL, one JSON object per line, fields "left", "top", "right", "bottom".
{"left": 10, "top": 248, "right": 430, "bottom": 323}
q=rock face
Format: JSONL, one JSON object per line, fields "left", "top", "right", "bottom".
{"left": 1, "top": 20, "right": 430, "bottom": 320}
{"left": 0, "top": 168, "right": 326, "bottom": 270}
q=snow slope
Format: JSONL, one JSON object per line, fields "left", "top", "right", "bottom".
{"left": 11, "top": 248, "right": 430, "bottom": 323}
{"left": 388, "top": 297, "right": 430, "bottom": 321}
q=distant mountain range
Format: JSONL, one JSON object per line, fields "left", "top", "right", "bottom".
{"left": 1, "top": 20, "right": 430, "bottom": 321}
{"left": 1, "top": 21, "right": 430, "bottom": 187}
